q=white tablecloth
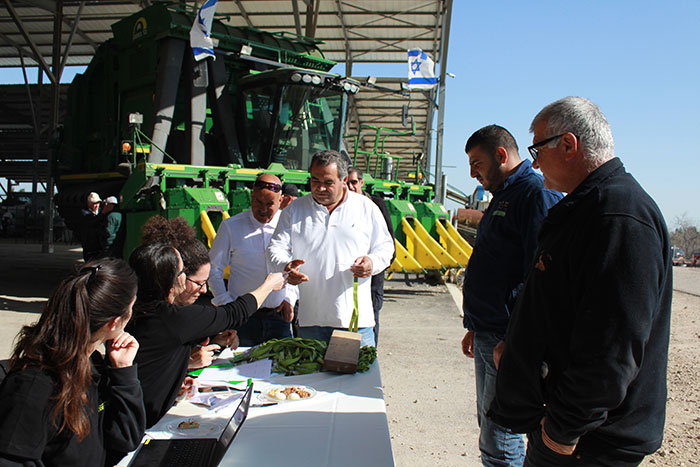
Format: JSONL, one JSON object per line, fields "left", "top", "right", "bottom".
{"left": 122, "top": 360, "right": 394, "bottom": 467}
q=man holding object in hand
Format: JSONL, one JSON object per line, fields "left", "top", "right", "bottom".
{"left": 268, "top": 150, "right": 394, "bottom": 346}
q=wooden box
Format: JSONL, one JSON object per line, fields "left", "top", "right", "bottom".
{"left": 323, "top": 330, "right": 361, "bottom": 374}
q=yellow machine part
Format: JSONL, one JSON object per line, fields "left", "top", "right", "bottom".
{"left": 435, "top": 220, "right": 473, "bottom": 267}
{"left": 389, "top": 239, "right": 425, "bottom": 273}
{"left": 408, "top": 218, "right": 460, "bottom": 269}
{"left": 200, "top": 210, "right": 230, "bottom": 279}
{"left": 200, "top": 211, "right": 216, "bottom": 248}
{"left": 399, "top": 218, "right": 446, "bottom": 270}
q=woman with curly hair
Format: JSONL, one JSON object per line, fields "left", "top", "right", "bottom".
{"left": 126, "top": 242, "right": 284, "bottom": 427}
{"left": 140, "top": 216, "right": 238, "bottom": 368}
{"left": 0, "top": 259, "right": 145, "bottom": 466}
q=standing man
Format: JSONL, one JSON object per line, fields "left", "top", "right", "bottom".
{"left": 209, "top": 173, "right": 297, "bottom": 346}
{"left": 346, "top": 167, "right": 395, "bottom": 345}
{"left": 80, "top": 192, "right": 103, "bottom": 261}
{"left": 489, "top": 97, "right": 672, "bottom": 466}
{"left": 461, "top": 125, "right": 562, "bottom": 466}
{"left": 267, "top": 150, "right": 394, "bottom": 346}
{"left": 101, "top": 196, "right": 123, "bottom": 257}
{"left": 280, "top": 182, "right": 299, "bottom": 210}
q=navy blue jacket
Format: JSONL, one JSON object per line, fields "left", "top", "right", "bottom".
{"left": 462, "top": 160, "right": 562, "bottom": 334}
{"left": 489, "top": 158, "right": 672, "bottom": 459}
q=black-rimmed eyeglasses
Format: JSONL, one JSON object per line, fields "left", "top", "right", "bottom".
{"left": 186, "top": 277, "right": 207, "bottom": 289}
{"left": 527, "top": 133, "right": 567, "bottom": 161}
{"left": 253, "top": 180, "right": 282, "bottom": 192}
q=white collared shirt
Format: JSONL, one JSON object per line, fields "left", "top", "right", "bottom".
{"left": 209, "top": 209, "right": 298, "bottom": 308}
{"left": 267, "top": 190, "right": 395, "bottom": 328}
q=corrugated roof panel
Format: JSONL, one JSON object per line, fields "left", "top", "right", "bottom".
{"left": 0, "top": 0, "right": 451, "bottom": 187}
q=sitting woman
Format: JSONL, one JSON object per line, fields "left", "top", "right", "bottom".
{"left": 126, "top": 242, "right": 284, "bottom": 428}
{"left": 0, "top": 259, "right": 145, "bottom": 466}
{"left": 140, "top": 215, "right": 238, "bottom": 368}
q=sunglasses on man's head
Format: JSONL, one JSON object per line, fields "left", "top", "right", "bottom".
{"left": 253, "top": 180, "right": 282, "bottom": 192}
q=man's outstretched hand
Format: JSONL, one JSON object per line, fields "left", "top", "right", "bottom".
{"left": 285, "top": 259, "right": 309, "bottom": 285}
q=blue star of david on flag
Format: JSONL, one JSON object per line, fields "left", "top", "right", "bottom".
{"left": 407, "top": 48, "right": 437, "bottom": 90}
{"left": 190, "top": 0, "right": 218, "bottom": 61}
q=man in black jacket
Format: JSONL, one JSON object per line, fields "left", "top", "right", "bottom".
{"left": 347, "top": 166, "right": 395, "bottom": 344}
{"left": 489, "top": 97, "right": 672, "bottom": 466}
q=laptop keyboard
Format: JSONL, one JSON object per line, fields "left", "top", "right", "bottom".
{"left": 162, "top": 439, "right": 213, "bottom": 467}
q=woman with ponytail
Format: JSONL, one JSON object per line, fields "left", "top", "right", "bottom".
{"left": 0, "top": 259, "right": 145, "bottom": 466}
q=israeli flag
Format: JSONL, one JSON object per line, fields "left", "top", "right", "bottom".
{"left": 407, "top": 49, "right": 437, "bottom": 89}
{"left": 190, "top": 0, "right": 218, "bottom": 61}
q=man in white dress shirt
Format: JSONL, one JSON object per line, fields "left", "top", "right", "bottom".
{"left": 209, "top": 173, "right": 297, "bottom": 346}
{"left": 267, "top": 150, "right": 395, "bottom": 346}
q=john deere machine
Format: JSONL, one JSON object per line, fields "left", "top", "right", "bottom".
{"left": 55, "top": 2, "right": 471, "bottom": 273}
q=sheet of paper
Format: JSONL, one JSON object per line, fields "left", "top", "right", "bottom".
{"left": 197, "top": 358, "right": 272, "bottom": 384}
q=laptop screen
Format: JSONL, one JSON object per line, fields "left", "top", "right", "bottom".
{"left": 218, "top": 384, "right": 252, "bottom": 448}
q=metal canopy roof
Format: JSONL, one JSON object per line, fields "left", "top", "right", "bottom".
{"left": 0, "top": 0, "right": 452, "bottom": 189}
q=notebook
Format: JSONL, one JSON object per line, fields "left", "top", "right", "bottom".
{"left": 129, "top": 384, "right": 252, "bottom": 467}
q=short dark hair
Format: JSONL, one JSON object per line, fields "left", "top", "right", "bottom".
{"left": 465, "top": 124, "right": 519, "bottom": 157}
{"left": 347, "top": 166, "right": 363, "bottom": 179}
{"left": 281, "top": 182, "right": 299, "bottom": 197}
{"left": 309, "top": 149, "right": 348, "bottom": 179}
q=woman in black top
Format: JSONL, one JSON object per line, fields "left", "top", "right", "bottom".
{"left": 0, "top": 259, "right": 145, "bottom": 466}
{"left": 140, "top": 215, "right": 239, "bottom": 368}
{"left": 126, "top": 242, "right": 284, "bottom": 427}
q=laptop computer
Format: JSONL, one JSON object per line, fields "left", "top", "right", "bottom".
{"left": 129, "top": 384, "right": 253, "bottom": 467}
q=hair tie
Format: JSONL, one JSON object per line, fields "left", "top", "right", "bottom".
{"left": 80, "top": 264, "right": 102, "bottom": 282}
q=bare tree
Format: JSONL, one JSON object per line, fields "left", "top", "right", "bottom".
{"left": 670, "top": 213, "right": 700, "bottom": 257}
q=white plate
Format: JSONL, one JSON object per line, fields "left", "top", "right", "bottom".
{"left": 167, "top": 419, "right": 223, "bottom": 436}
{"left": 262, "top": 385, "right": 317, "bottom": 403}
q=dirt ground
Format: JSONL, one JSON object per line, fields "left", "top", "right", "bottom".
{"left": 378, "top": 270, "right": 700, "bottom": 467}
{"left": 1, "top": 243, "right": 698, "bottom": 466}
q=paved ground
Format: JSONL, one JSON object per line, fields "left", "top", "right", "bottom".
{"left": 1, "top": 242, "right": 697, "bottom": 466}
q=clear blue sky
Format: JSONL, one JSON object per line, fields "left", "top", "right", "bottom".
{"left": 2, "top": 0, "right": 699, "bottom": 228}
{"left": 441, "top": 0, "right": 700, "bottom": 228}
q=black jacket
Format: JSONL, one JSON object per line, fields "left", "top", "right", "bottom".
{"left": 127, "top": 294, "right": 257, "bottom": 428}
{"left": 0, "top": 353, "right": 145, "bottom": 466}
{"left": 489, "top": 158, "right": 672, "bottom": 459}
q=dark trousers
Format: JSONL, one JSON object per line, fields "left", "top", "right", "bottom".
{"left": 523, "top": 428, "right": 644, "bottom": 467}
{"left": 371, "top": 273, "right": 384, "bottom": 345}
{"left": 236, "top": 308, "right": 292, "bottom": 347}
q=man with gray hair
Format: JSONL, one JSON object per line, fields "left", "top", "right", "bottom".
{"left": 267, "top": 150, "right": 395, "bottom": 346}
{"left": 489, "top": 97, "right": 672, "bottom": 466}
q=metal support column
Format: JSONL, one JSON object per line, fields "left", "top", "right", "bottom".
{"left": 433, "top": 0, "right": 453, "bottom": 204}
{"left": 43, "top": 0, "right": 63, "bottom": 253}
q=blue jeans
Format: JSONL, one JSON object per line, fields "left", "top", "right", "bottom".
{"left": 474, "top": 332, "right": 525, "bottom": 466}
{"left": 236, "top": 312, "right": 292, "bottom": 347}
{"left": 298, "top": 326, "right": 376, "bottom": 347}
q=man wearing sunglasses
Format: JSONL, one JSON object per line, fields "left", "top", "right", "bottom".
{"left": 489, "top": 97, "right": 672, "bottom": 466}
{"left": 267, "top": 150, "right": 394, "bottom": 347}
{"left": 209, "top": 173, "right": 297, "bottom": 346}
{"left": 461, "top": 124, "right": 562, "bottom": 466}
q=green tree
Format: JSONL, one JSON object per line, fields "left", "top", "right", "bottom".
{"left": 670, "top": 213, "right": 700, "bottom": 258}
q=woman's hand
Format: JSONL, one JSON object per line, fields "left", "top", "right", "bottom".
{"left": 188, "top": 337, "right": 221, "bottom": 369}
{"left": 106, "top": 332, "right": 139, "bottom": 368}
{"left": 265, "top": 272, "right": 286, "bottom": 291}
{"left": 213, "top": 330, "right": 239, "bottom": 350}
